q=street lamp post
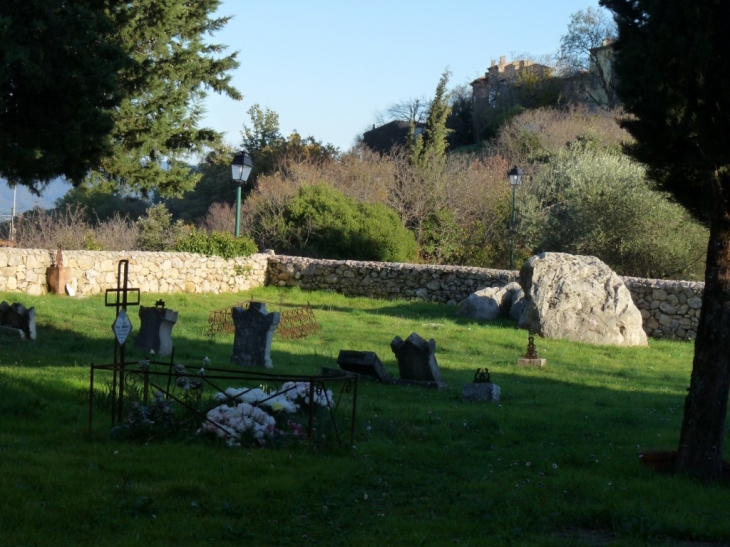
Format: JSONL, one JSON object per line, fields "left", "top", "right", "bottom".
{"left": 508, "top": 166, "right": 522, "bottom": 270}
{"left": 231, "top": 151, "right": 254, "bottom": 237}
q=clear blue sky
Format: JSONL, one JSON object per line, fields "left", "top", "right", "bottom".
{"left": 202, "top": 0, "right": 608, "bottom": 151}
{"left": 0, "top": 0, "right": 608, "bottom": 215}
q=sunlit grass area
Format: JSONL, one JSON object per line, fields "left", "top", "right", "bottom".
{"left": 0, "top": 287, "right": 726, "bottom": 546}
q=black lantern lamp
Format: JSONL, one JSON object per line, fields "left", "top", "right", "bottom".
{"left": 231, "top": 151, "right": 254, "bottom": 237}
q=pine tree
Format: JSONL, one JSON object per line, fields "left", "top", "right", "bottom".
{"left": 0, "top": 0, "right": 128, "bottom": 191}
{"left": 89, "top": 0, "right": 241, "bottom": 198}
{"left": 600, "top": 0, "right": 730, "bottom": 479}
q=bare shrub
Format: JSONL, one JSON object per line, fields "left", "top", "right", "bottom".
{"left": 14, "top": 204, "right": 93, "bottom": 250}
{"left": 91, "top": 213, "right": 139, "bottom": 251}
{"left": 200, "top": 202, "right": 235, "bottom": 234}
{"left": 494, "top": 105, "right": 631, "bottom": 169}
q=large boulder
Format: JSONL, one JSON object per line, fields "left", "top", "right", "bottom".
{"left": 518, "top": 253, "right": 647, "bottom": 346}
{"left": 456, "top": 282, "right": 521, "bottom": 321}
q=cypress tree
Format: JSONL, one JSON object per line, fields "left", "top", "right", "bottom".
{"left": 600, "top": 0, "right": 730, "bottom": 479}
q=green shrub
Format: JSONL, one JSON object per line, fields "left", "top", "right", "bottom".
{"left": 136, "top": 203, "right": 187, "bottom": 251}
{"left": 174, "top": 229, "right": 258, "bottom": 259}
{"left": 518, "top": 148, "right": 708, "bottom": 279}
{"left": 281, "top": 185, "right": 418, "bottom": 262}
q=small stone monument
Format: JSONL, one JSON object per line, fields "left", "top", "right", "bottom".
{"left": 46, "top": 249, "right": 72, "bottom": 296}
{"left": 134, "top": 300, "right": 178, "bottom": 356}
{"left": 0, "top": 301, "right": 36, "bottom": 340}
{"left": 231, "top": 302, "right": 280, "bottom": 368}
{"left": 390, "top": 332, "right": 447, "bottom": 388}
{"left": 336, "top": 350, "right": 389, "bottom": 382}
{"left": 517, "top": 331, "right": 547, "bottom": 368}
{"left": 462, "top": 368, "right": 501, "bottom": 402}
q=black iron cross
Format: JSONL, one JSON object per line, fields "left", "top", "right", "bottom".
{"left": 104, "top": 260, "right": 140, "bottom": 424}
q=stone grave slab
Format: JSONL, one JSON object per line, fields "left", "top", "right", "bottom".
{"left": 0, "top": 301, "right": 36, "bottom": 340}
{"left": 231, "top": 302, "right": 280, "bottom": 368}
{"left": 462, "top": 368, "right": 500, "bottom": 402}
{"left": 336, "top": 350, "right": 389, "bottom": 382}
{"left": 390, "top": 332, "right": 447, "bottom": 389}
{"left": 134, "top": 301, "right": 178, "bottom": 356}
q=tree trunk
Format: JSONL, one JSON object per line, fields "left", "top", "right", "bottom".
{"left": 675, "top": 172, "right": 730, "bottom": 479}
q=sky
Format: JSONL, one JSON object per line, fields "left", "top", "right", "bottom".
{"left": 202, "top": 0, "right": 606, "bottom": 151}
{"left": 0, "top": 0, "right": 606, "bottom": 215}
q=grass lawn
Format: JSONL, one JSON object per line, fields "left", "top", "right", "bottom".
{"left": 0, "top": 286, "right": 727, "bottom": 546}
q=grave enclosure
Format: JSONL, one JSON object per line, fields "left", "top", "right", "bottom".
{"left": 89, "top": 260, "right": 358, "bottom": 446}
{"left": 0, "top": 248, "right": 704, "bottom": 341}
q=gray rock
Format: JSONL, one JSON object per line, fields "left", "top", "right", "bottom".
{"left": 518, "top": 252, "right": 648, "bottom": 347}
{"left": 456, "top": 282, "right": 522, "bottom": 321}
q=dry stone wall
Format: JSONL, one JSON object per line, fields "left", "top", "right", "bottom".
{"left": 0, "top": 248, "right": 268, "bottom": 296}
{"left": 0, "top": 248, "right": 704, "bottom": 341}
{"left": 267, "top": 255, "right": 703, "bottom": 341}
{"left": 267, "top": 255, "right": 515, "bottom": 303}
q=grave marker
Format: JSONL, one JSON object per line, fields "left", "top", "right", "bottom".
{"left": 230, "top": 302, "right": 280, "bottom": 368}
{"left": 390, "top": 332, "right": 447, "bottom": 388}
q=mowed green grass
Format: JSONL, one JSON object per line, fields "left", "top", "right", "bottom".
{"left": 0, "top": 286, "right": 727, "bottom": 547}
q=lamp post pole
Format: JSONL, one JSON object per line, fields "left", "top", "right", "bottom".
{"left": 231, "top": 151, "right": 254, "bottom": 238}
{"left": 508, "top": 166, "right": 522, "bottom": 270}
{"left": 235, "top": 186, "right": 242, "bottom": 238}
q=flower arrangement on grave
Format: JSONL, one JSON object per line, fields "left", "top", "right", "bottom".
{"left": 197, "top": 381, "right": 334, "bottom": 447}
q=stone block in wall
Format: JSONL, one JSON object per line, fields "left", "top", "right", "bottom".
{"left": 687, "top": 296, "right": 702, "bottom": 309}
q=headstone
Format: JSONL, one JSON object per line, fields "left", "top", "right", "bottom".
{"left": 231, "top": 302, "right": 280, "bottom": 368}
{"left": 337, "top": 350, "right": 389, "bottom": 382}
{"left": 390, "top": 332, "right": 446, "bottom": 388}
{"left": 519, "top": 252, "right": 648, "bottom": 346}
{"left": 134, "top": 300, "right": 178, "bottom": 356}
{"left": 0, "top": 301, "right": 36, "bottom": 340}
{"left": 462, "top": 368, "right": 500, "bottom": 402}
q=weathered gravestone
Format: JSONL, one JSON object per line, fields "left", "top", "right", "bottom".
{"left": 519, "top": 252, "right": 648, "bottom": 347}
{"left": 390, "top": 332, "right": 447, "bottom": 388}
{"left": 336, "top": 350, "right": 389, "bottom": 382}
{"left": 462, "top": 368, "right": 500, "bottom": 402}
{"left": 0, "top": 301, "right": 36, "bottom": 340}
{"left": 134, "top": 300, "right": 178, "bottom": 356}
{"left": 231, "top": 302, "right": 280, "bottom": 368}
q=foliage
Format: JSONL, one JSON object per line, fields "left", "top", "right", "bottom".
{"left": 54, "top": 180, "right": 148, "bottom": 223}
{"left": 174, "top": 229, "right": 257, "bottom": 259}
{"left": 0, "top": 0, "right": 129, "bottom": 190}
{"left": 600, "top": 0, "right": 730, "bottom": 479}
{"left": 2, "top": 288, "right": 730, "bottom": 545}
{"left": 519, "top": 147, "right": 708, "bottom": 280}
{"left": 135, "top": 203, "right": 187, "bottom": 252}
{"left": 240, "top": 104, "right": 340, "bottom": 183}
{"left": 277, "top": 185, "right": 417, "bottom": 262}
{"left": 14, "top": 204, "right": 138, "bottom": 251}
{"left": 87, "top": 0, "right": 240, "bottom": 198}
{"left": 165, "top": 147, "right": 239, "bottom": 224}
{"left": 240, "top": 104, "right": 285, "bottom": 180}
{"left": 410, "top": 70, "right": 452, "bottom": 166}
{"left": 556, "top": 7, "right": 618, "bottom": 108}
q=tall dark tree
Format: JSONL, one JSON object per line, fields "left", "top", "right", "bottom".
{"left": 600, "top": 0, "right": 730, "bottom": 479}
{"left": 88, "top": 0, "right": 241, "bottom": 198}
{"left": 0, "top": 0, "right": 128, "bottom": 192}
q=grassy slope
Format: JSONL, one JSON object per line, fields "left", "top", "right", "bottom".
{"left": 0, "top": 287, "right": 726, "bottom": 546}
